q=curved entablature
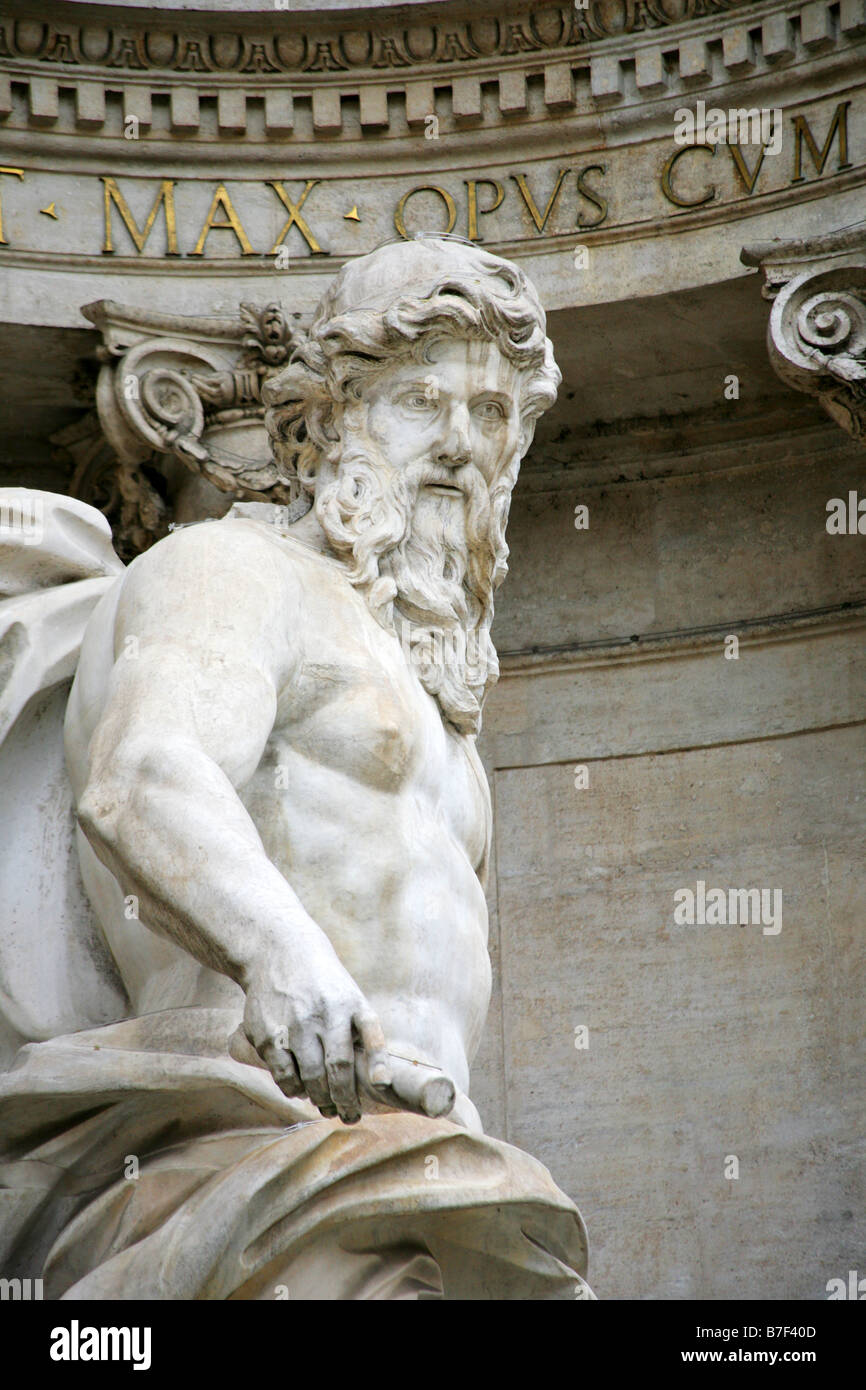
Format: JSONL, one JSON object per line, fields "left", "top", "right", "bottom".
{"left": 0, "top": 1, "right": 862, "bottom": 145}
{"left": 0, "top": 0, "right": 864, "bottom": 322}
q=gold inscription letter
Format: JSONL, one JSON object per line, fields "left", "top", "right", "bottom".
{"left": 791, "top": 101, "right": 852, "bottom": 184}
{"left": 101, "top": 177, "right": 179, "bottom": 255}
{"left": 727, "top": 143, "right": 768, "bottom": 196}
{"left": 0, "top": 167, "right": 24, "bottom": 246}
{"left": 394, "top": 185, "right": 457, "bottom": 240}
{"left": 190, "top": 184, "right": 256, "bottom": 256}
{"left": 465, "top": 179, "right": 504, "bottom": 241}
{"left": 576, "top": 164, "right": 608, "bottom": 228}
{"left": 510, "top": 169, "right": 570, "bottom": 234}
{"left": 660, "top": 145, "right": 716, "bottom": 209}
{"left": 268, "top": 181, "right": 325, "bottom": 256}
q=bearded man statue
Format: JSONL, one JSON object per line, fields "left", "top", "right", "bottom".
{"left": 0, "top": 236, "right": 594, "bottom": 1301}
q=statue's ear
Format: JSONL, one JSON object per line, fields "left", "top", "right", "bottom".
{"left": 518, "top": 414, "right": 537, "bottom": 458}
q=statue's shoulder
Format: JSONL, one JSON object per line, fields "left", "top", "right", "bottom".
{"left": 124, "top": 516, "right": 308, "bottom": 589}
{"left": 207, "top": 515, "right": 347, "bottom": 586}
{"left": 116, "top": 518, "right": 345, "bottom": 641}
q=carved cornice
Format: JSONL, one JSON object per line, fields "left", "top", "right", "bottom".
{"left": 1, "top": 1, "right": 863, "bottom": 142}
{"left": 0, "top": 1, "right": 756, "bottom": 73}
{"left": 742, "top": 225, "right": 866, "bottom": 444}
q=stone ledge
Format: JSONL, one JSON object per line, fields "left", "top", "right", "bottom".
{"left": 497, "top": 600, "right": 866, "bottom": 674}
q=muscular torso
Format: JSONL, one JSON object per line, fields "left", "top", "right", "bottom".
{"left": 67, "top": 519, "right": 493, "bottom": 1099}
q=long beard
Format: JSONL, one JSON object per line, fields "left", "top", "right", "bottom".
{"left": 313, "top": 436, "right": 512, "bottom": 734}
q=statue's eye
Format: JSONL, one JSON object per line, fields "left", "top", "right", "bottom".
{"left": 403, "top": 393, "right": 435, "bottom": 410}
{"left": 475, "top": 399, "right": 505, "bottom": 420}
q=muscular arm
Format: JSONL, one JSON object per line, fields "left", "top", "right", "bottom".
{"left": 77, "top": 522, "right": 390, "bottom": 1123}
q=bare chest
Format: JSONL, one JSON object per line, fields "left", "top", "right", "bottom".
{"left": 267, "top": 600, "right": 490, "bottom": 867}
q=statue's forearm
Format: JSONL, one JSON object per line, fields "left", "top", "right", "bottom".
{"left": 77, "top": 726, "right": 396, "bottom": 1124}
{"left": 78, "top": 735, "right": 329, "bottom": 987}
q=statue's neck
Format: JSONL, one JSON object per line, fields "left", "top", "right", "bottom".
{"left": 287, "top": 504, "right": 331, "bottom": 556}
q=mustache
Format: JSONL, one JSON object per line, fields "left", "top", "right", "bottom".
{"left": 414, "top": 463, "right": 475, "bottom": 492}
{"left": 396, "top": 459, "right": 484, "bottom": 501}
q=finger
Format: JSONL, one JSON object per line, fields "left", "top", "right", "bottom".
{"left": 322, "top": 1030, "right": 361, "bottom": 1125}
{"left": 293, "top": 1040, "right": 331, "bottom": 1114}
{"left": 258, "top": 1041, "right": 304, "bottom": 1098}
{"left": 353, "top": 1052, "right": 400, "bottom": 1113}
{"left": 353, "top": 1008, "right": 391, "bottom": 1087}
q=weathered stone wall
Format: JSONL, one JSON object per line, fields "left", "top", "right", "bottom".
{"left": 475, "top": 409, "right": 866, "bottom": 1299}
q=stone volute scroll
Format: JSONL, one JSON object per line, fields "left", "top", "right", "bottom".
{"left": 65, "top": 299, "right": 310, "bottom": 558}
{"left": 742, "top": 226, "right": 866, "bottom": 446}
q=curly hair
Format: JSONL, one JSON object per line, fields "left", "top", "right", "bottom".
{"left": 262, "top": 236, "right": 560, "bottom": 501}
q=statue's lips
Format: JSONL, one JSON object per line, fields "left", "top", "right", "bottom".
{"left": 424, "top": 482, "right": 463, "bottom": 497}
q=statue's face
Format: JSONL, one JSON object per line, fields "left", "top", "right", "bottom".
{"left": 357, "top": 337, "right": 525, "bottom": 495}
{"left": 312, "top": 334, "right": 522, "bottom": 730}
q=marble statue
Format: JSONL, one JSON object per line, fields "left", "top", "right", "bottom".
{"left": 0, "top": 236, "right": 593, "bottom": 1299}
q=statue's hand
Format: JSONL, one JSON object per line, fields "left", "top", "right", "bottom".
{"left": 242, "top": 942, "right": 392, "bottom": 1125}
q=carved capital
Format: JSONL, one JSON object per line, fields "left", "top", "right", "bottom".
{"left": 742, "top": 228, "right": 866, "bottom": 445}
{"left": 60, "top": 299, "right": 306, "bottom": 558}
{"left": 83, "top": 297, "right": 302, "bottom": 495}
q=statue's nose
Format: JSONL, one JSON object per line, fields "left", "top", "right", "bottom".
{"left": 434, "top": 402, "right": 471, "bottom": 468}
